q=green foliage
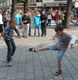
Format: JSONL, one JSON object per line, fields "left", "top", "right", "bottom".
{"left": 16, "top": 0, "right": 25, "bottom": 3}
{"left": 36, "top": 0, "right": 42, "bottom": 2}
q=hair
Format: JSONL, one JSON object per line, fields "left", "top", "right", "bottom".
{"left": 55, "top": 25, "right": 64, "bottom": 32}
{"left": 9, "top": 19, "right": 15, "bottom": 24}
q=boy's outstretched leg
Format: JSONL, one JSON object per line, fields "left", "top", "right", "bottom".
{"left": 29, "top": 47, "right": 49, "bottom": 52}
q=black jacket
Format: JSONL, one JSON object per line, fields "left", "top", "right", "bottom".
{"left": 41, "top": 14, "right": 47, "bottom": 24}
{"left": 22, "top": 14, "right": 31, "bottom": 24}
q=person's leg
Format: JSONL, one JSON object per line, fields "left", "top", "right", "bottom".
{"left": 34, "top": 27, "right": 36, "bottom": 36}
{"left": 11, "top": 39, "right": 16, "bottom": 57}
{"left": 26, "top": 24, "right": 29, "bottom": 38}
{"left": 22, "top": 24, "right": 26, "bottom": 37}
{"left": 0, "top": 24, "right": 3, "bottom": 37}
{"left": 16, "top": 25, "right": 20, "bottom": 35}
{"left": 57, "top": 50, "right": 65, "bottom": 69}
{"left": 48, "top": 19, "right": 50, "bottom": 25}
{"left": 38, "top": 26, "right": 40, "bottom": 37}
{"left": 41, "top": 24, "right": 44, "bottom": 36}
{"left": 36, "top": 44, "right": 59, "bottom": 52}
{"left": 29, "top": 23, "right": 31, "bottom": 36}
{"left": 43, "top": 23, "right": 46, "bottom": 36}
{"left": 4, "top": 40, "right": 12, "bottom": 62}
{"left": 55, "top": 50, "right": 65, "bottom": 76}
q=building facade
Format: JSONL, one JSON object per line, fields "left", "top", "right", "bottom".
{"left": 0, "top": 0, "right": 12, "bottom": 9}
{"left": 28, "top": 0, "right": 67, "bottom": 8}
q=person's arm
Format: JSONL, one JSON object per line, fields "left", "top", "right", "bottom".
{"left": 14, "top": 27, "right": 20, "bottom": 37}
{"left": 70, "top": 35, "right": 77, "bottom": 48}
{"left": 2, "top": 16, "right": 8, "bottom": 23}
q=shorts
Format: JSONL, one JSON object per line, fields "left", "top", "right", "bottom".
{"left": 48, "top": 44, "right": 66, "bottom": 61}
{"left": 0, "top": 24, "right": 3, "bottom": 33}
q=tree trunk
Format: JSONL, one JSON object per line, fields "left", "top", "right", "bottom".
{"left": 10, "top": 0, "right": 16, "bottom": 19}
{"left": 24, "top": 0, "right": 28, "bottom": 13}
{"left": 63, "top": 0, "right": 72, "bottom": 28}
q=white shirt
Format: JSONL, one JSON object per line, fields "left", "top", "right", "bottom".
{"left": 0, "top": 14, "right": 3, "bottom": 24}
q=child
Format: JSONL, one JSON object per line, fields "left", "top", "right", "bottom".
{"left": 3, "top": 19, "right": 20, "bottom": 66}
{"left": 33, "top": 10, "right": 41, "bottom": 37}
{"left": 29, "top": 25, "right": 77, "bottom": 76}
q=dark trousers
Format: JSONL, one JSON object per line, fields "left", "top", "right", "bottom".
{"left": 48, "top": 19, "right": 51, "bottom": 25}
{"left": 0, "top": 24, "right": 3, "bottom": 33}
{"left": 41, "top": 23, "right": 46, "bottom": 36}
{"left": 29, "top": 24, "right": 31, "bottom": 36}
{"left": 4, "top": 39, "right": 16, "bottom": 62}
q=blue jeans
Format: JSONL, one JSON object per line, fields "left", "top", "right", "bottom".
{"left": 34, "top": 26, "right": 40, "bottom": 37}
{"left": 48, "top": 44, "right": 66, "bottom": 61}
{"left": 4, "top": 39, "right": 16, "bottom": 62}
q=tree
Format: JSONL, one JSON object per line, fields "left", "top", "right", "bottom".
{"left": 63, "top": 0, "right": 72, "bottom": 28}
{"left": 24, "top": 0, "right": 28, "bottom": 13}
{"left": 10, "top": 0, "right": 16, "bottom": 19}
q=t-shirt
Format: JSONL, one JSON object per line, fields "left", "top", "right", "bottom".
{"left": 15, "top": 14, "right": 21, "bottom": 25}
{"left": 55, "top": 32, "right": 77, "bottom": 49}
{"left": 48, "top": 32, "right": 77, "bottom": 50}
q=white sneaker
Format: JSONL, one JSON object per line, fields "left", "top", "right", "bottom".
{"left": 3, "top": 61, "right": 12, "bottom": 67}
{"left": 3, "top": 60, "right": 8, "bottom": 63}
{"left": 7, "top": 62, "right": 12, "bottom": 67}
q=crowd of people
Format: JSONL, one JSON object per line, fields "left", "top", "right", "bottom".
{"left": 0, "top": 8, "right": 66, "bottom": 38}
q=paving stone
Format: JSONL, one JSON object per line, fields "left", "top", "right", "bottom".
{"left": 45, "top": 79, "right": 54, "bottom": 80}
{"left": 54, "top": 75, "right": 63, "bottom": 80}
{"left": 34, "top": 66, "right": 42, "bottom": 71}
{"left": 63, "top": 76, "right": 74, "bottom": 80}
{"left": 0, "top": 73, "right": 7, "bottom": 78}
{"left": 35, "top": 77, "right": 44, "bottom": 80}
{"left": 26, "top": 72, "right": 34, "bottom": 80}
{"left": 35, "top": 71, "right": 44, "bottom": 78}
{"left": 16, "top": 72, "right": 26, "bottom": 78}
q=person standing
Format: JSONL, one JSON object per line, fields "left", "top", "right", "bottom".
{"left": 2, "top": 11, "right": 8, "bottom": 29}
{"left": 0, "top": 10, "right": 3, "bottom": 37}
{"left": 3, "top": 19, "right": 20, "bottom": 66}
{"left": 41, "top": 10, "right": 47, "bottom": 36}
{"left": 22, "top": 12, "right": 31, "bottom": 38}
{"left": 33, "top": 10, "right": 41, "bottom": 37}
{"left": 14, "top": 10, "right": 21, "bottom": 35}
{"left": 47, "top": 13, "right": 52, "bottom": 26}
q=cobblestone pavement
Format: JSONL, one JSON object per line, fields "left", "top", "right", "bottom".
{"left": 0, "top": 28, "right": 78, "bottom": 80}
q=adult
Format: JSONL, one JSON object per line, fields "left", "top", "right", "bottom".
{"left": 33, "top": 10, "right": 41, "bottom": 37}
{"left": 22, "top": 12, "right": 31, "bottom": 38}
{"left": 14, "top": 10, "right": 21, "bottom": 35}
{"left": 0, "top": 10, "right": 3, "bottom": 37}
{"left": 41, "top": 10, "right": 47, "bottom": 36}
{"left": 2, "top": 11, "right": 8, "bottom": 29}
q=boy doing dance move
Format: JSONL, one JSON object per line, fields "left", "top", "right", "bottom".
{"left": 29, "top": 25, "right": 77, "bottom": 76}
